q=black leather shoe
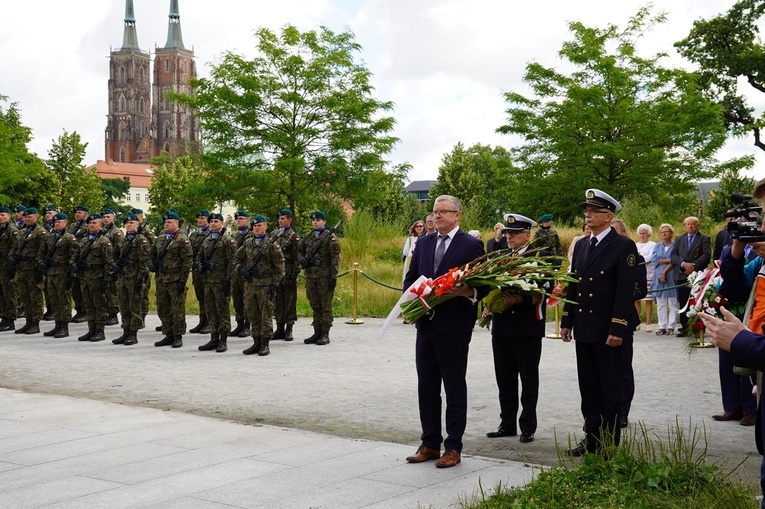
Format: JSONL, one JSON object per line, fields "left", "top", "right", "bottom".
{"left": 676, "top": 330, "right": 687, "bottom": 337}
{"left": 486, "top": 426, "right": 516, "bottom": 438}
{"left": 619, "top": 416, "right": 629, "bottom": 428}
{"left": 568, "top": 441, "right": 588, "bottom": 457}
{"left": 519, "top": 432, "right": 534, "bottom": 443}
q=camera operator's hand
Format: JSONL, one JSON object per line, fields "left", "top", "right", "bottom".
{"left": 749, "top": 241, "right": 765, "bottom": 259}
{"left": 699, "top": 306, "right": 746, "bottom": 352}
{"left": 730, "top": 238, "right": 747, "bottom": 260}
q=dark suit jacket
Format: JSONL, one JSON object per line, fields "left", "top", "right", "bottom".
{"left": 491, "top": 249, "right": 550, "bottom": 337}
{"left": 403, "top": 229, "right": 486, "bottom": 333}
{"left": 713, "top": 228, "right": 731, "bottom": 261}
{"left": 670, "top": 232, "right": 711, "bottom": 282}
{"left": 561, "top": 228, "right": 640, "bottom": 342}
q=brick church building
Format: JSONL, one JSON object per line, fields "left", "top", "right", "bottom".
{"left": 104, "top": 0, "right": 198, "bottom": 164}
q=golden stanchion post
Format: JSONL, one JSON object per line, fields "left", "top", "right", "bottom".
{"left": 689, "top": 328, "right": 715, "bottom": 349}
{"left": 546, "top": 304, "right": 562, "bottom": 339}
{"left": 345, "top": 262, "right": 364, "bottom": 325}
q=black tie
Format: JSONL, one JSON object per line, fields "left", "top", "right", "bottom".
{"left": 433, "top": 234, "right": 447, "bottom": 273}
{"left": 586, "top": 236, "right": 597, "bottom": 261}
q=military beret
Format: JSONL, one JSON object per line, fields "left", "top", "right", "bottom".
{"left": 87, "top": 213, "right": 102, "bottom": 222}
{"left": 74, "top": 205, "right": 90, "bottom": 212}
{"left": 53, "top": 212, "right": 68, "bottom": 221}
{"left": 276, "top": 208, "right": 293, "bottom": 217}
{"left": 209, "top": 213, "right": 224, "bottom": 221}
{"left": 166, "top": 208, "right": 179, "bottom": 215}
{"left": 101, "top": 208, "right": 116, "bottom": 215}
{"left": 235, "top": 210, "right": 251, "bottom": 218}
{"left": 539, "top": 213, "right": 554, "bottom": 222}
{"left": 196, "top": 209, "right": 211, "bottom": 218}
{"left": 310, "top": 211, "right": 326, "bottom": 220}
{"left": 23, "top": 207, "right": 39, "bottom": 216}
{"left": 579, "top": 188, "right": 622, "bottom": 213}
{"left": 163, "top": 211, "right": 180, "bottom": 221}
{"left": 251, "top": 214, "right": 267, "bottom": 224}
{"left": 125, "top": 214, "right": 139, "bottom": 222}
{"left": 502, "top": 213, "right": 536, "bottom": 232}
{"left": 0, "top": 206, "right": 11, "bottom": 214}
{"left": 12, "top": 205, "right": 26, "bottom": 213}
{"left": 129, "top": 208, "right": 143, "bottom": 214}
{"left": 44, "top": 205, "right": 58, "bottom": 212}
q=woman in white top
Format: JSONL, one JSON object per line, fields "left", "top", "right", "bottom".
{"left": 635, "top": 224, "right": 657, "bottom": 331}
{"left": 402, "top": 220, "right": 425, "bottom": 283}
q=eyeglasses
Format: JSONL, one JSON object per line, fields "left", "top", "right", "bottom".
{"left": 432, "top": 210, "right": 458, "bottom": 216}
{"left": 660, "top": 230, "right": 672, "bottom": 234}
{"left": 414, "top": 225, "right": 424, "bottom": 228}
{"left": 505, "top": 231, "right": 527, "bottom": 237}
{"left": 583, "top": 209, "right": 610, "bottom": 215}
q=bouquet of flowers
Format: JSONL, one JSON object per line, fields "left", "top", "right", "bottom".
{"left": 684, "top": 267, "right": 745, "bottom": 338}
{"left": 398, "top": 249, "right": 576, "bottom": 325}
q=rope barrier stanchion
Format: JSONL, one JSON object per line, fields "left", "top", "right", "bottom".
{"left": 546, "top": 305, "right": 562, "bottom": 339}
{"left": 345, "top": 262, "right": 364, "bottom": 325}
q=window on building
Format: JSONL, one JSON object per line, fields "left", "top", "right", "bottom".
{"left": 145, "top": 193, "right": 149, "bottom": 202}
{"left": 136, "top": 193, "right": 141, "bottom": 202}
{"left": 119, "top": 122, "right": 127, "bottom": 141}
{"left": 119, "top": 96, "right": 126, "bottom": 112}
{"left": 139, "top": 67, "right": 144, "bottom": 84}
{"left": 119, "top": 147, "right": 125, "bottom": 163}
{"left": 125, "top": 193, "right": 131, "bottom": 202}
{"left": 164, "top": 122, "right": 171, "bottom": 139}
{"left": 123, "top": 176, "right": 130, "bottom": 182}
{"left": 139, "top": 97, "right": 144, "bottom": 114}
{"left": 140, "top": 121, "right": 145, "bottom": 138}
{"left": 119, "top": 66, "right": 126, "bottom": 84}
{"left": 163, "top": 142, "right": 169, "bottom": 152}
{"left": 164, "top": 59, "right": 169, "bottom": 73}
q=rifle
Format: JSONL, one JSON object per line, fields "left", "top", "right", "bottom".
{"left": 195, "top": 228, "right": 226, "bottom": 275}
{"left": 148, "top": 233, "right": 175, "bottom": 273}
{"left": 239, "top": 229, "right": 289, "bottom": 281}
{"left": 38, "top": 231, "right": 64, "bottom": 274}
{"left": 75, "top": 230, "right": 103, "bottom": 271}
{"left": 298, "top": 220, "right": 342, "bottom": 269}
{"left": 110, "top": 232, "right": 142, "bottom": 280}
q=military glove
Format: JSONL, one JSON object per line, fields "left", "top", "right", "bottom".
{"left": 69, "top": 262, "right": 79, "bottom": 275}
{"left": 34, "top": 271, "right": 44, "bottom": 283}
{"left": 327, "top": 277, "right": 337, "bottom": 292}
{"left": 99, "top": 280, "right": 109, "bottom": 293}
{"left": 194, "top": 262, "right": 204, "bottom": 274}
{"left": 222, "top": 280, "right": 231, "bottom": 297}
{"left": 298, "top": 256, "right": 311, "bottom": 269}
{"left": 176, "top": 280, "right": 186, "bottom": 295}
{"left": 237, "top": 266, "right": 252, "bottom": 282}
{"left": 268, "top": 284, "right": 278, "bottom": 300}
{"left": 147, "top": 260, "right": 157, "bottom": 272}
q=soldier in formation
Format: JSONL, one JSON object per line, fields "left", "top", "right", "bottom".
{"left": 12, "top": 208, "right": 48, "bottom": 335}
{"left": 189, "top": 210, "right": 210, "bottom": 334}
{"left": 196, "top": 213, "right": 237, "bottom": 353}
{"left": 236, "top": 215, "right": 285, "bottom": 356}
{"left": 0, "top": 206, "right": 19, "bottom": 331}
{"left": 298, "top": 211, "right": 341, "bottom": 346}
{"left": 75, "top": 213, "right": 113, "bottom": 343}
{"left": 100, "top": 209, "right": 124, "bottom": 326}
{"left": 111, "top": 214, "right": 150, "bottom": 346}
{"left": 271, "top": 209, "right": 300, "bottom": 342}
{"left": 41, "top": 205, "right": 58, "bottom": 321}
{"left": 129, "top": 208, "right": 153, "bottom": 327}
{"left": 68, "top": 206, "right": 90, "bottom": 323}
{"left": 38, "top": 212, "right": 79, "bottom": 338}
{"left": 231, "top": 210, "right": 252, "bottom": 338}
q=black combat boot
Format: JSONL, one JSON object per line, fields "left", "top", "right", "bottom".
{"left": 78, "top": 326, "right": 95, "bottom": 341}
{"left": 189, "top": 315, "right": 207, "bottom": 334}
{"left": 44, "top": 321, "right": 62, "bottom": 337}
{"left": 155, "top": 325, "right": 163, "bottom": 332}
{"left": 258, "top": 337, "right": 270, "bottom": 356}
{"left": 25, "top": 321, "right": 41, "bottom": 335}
{"left": 72, "top": 312, "right": 88, "bottom": 323}
{"left": 43, "top": 307, "right": 55, "bottom": 321}
{"left": 243, "top": 336, "right": 260, "bottom": 355}
{"left": 171, "top": 335, "right": 183, "bottom": 348}
{"left": 216, "top": 334, "right": 228, "bottom": 353}
{"left": 231, "top": 319, "right": 244, "bottom": 337}
{"left": 123, "top": 330, "right": 137, "bottom": 346}
{"left": 239, "top": 319, "right": 250, "bottom": 338}
{"left": 0, "top": 318, "right": 13, "bottom": 332}
{"left": 112, "top": 329, "right": 129, "bottom": 344}
{"left": 53, "top": 323, "right": 69, "bottom": 338}
{"left": 198, "top": 333, "right": 219, "bottom": 351}
{"left": 284, "top": 323, "right": 294, "bottom": 341}
{"left": 154, "top": 334, "right": 174, "bottom": 347}
{"left": 316, "top": 329, "right": 331, "bottom": 346}
{"left": 15, "top": 318, "right": 31, "bottom": 334}
{"left": 303, "top": 326, "right": 321, "bottom": 344}
{"left": 89, "top": 329, "right": 106, "bottom": 342}
{"left": 272, "top": 323, "right": 285, "bottom": 340}
{"left": 105, "top": 314, "right": 119, "bottom": 326}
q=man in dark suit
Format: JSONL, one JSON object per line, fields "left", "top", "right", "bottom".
{"left": 671, "top": 217, "right": 712, "bottom": 337}
{"left": 561, "top": 189, "right": 640, "bottom": 456}
{"left": 403, "top": 195, "right": 486, "bottom": 468}
{"left": 486, "top": 214, "right": 548, "bottom": 444}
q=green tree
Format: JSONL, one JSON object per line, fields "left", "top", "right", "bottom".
{"left": 46, "top": 130, "right": 104, "bottom": 213}
{"left": 148, "top": 154, "right": 210, "bottom": 223}
{"left": 705, "top": 156, "right": 757, "bottom": 221}
{"left": 173, "top": 25, "right": 399, "bottom": 218}
{"left": 676, "top": 0, "right": 765, "bottom": 151}
{"left": 497, "top": 7, "right": 729, "bottom": 223}
{"left": 100, "top": 178, "right": 131, "bottom": 220}
{"left": 430, "top": 143, "right": 515, "bottom": 228}
{"left": 0, "top": 98, "right": 48, "bottom": 205}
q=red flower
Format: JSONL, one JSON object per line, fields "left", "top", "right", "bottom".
{"left": 692, "top": 320, "right": 706, "bottom": 332}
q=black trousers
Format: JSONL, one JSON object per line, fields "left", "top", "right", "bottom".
{"left": 415, "top": 325, "right": 471, "bottom": 453}
{"left": 491, "top": 334, "right": 542, "bottom": 435}
{"left": 575, "top": 340, "right": 624, "bottom": 450}
{"left": 621, "top": 335, "right": 634, "bottom": 419}
{"left": 677, "top": 284, "right": 691, "bottom": 329}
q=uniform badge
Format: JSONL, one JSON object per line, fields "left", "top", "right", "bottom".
{"left": 586, "top": 190, "right": 595, "bottom": 199}
{"left": 507, "top": 216, "right": 515, "bottom": 223}
{"left": 627, "top": 254, "right": 636, "bottom": 266}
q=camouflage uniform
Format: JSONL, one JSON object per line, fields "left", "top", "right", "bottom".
{"left": 76, "top": 232, "right": 113, "bottom": 341}
{"left": 532, "top": 227, "right": 563, "bottom": 257}
{"left": 271, "top": 227, "right": 300, "bottom": 340}
{"left": 196, "top": 228, "right": 237, "bottom": 352}
{"left": 102, "top": 222, "right": 124, "bottom": 323}
{"left": 151, "top": 231, "right": 193, "bottom": 347}
{"left": 188, "top": 225, "right": 210, "bottom": 333}
{"left": 139, "top": 227, "right": 155, "bottom": 321}
{"left": 37, "top": 228, "right": 79, "bottom": 337}
{"left": 0, "top": 222, "right": 20, "bottom": 330}
{"left": 298, "top": 227, "right": 341, "bottom": 344}
{"left": 231, "top": 225, "right": 251, "bottom": 336}
{"left": 235, "top": 234, "right": 285, "bottom": 355}
{"left": 67, "top": 218, "right": 89, "bottom": 322}
{"left": 13, "top": 222, "right": 48, "bottom": 333}
{"left": 111, "top": 232, "right": 150, "bottom": 345}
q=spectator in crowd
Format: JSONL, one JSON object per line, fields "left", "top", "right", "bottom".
{"left": 487, "top": 223, "right": 508, "bottom": 253}
{"left": 713, "top": 211, "right": 735, "bottom": 261}
{"left": 533, "top": 213, "right": 563, "bottom": 257}
{"left": 635, "top": 224, "right": 656, "bottom": 332}
{"left": 467, "top": 230, "right": 483, "bottom": 249}
{"left": 567, "top": 224, "right": 591, "bottom": 265}
{"left": 424, "top": 214, "right": 436, "bottom": 235}
{"left": 671, "top": 217, "right": 711, "bottom": 337}
{"left": 402, "top": 220, "right": 425, "bottom": 284}
{"left": 651, "top": 224, "right": 678, "bottom": 336}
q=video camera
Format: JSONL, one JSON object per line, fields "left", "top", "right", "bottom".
{"left": 725, "top": 193, "right": 765, "bottom": 243}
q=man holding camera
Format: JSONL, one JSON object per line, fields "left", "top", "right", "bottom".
{"left": 671, "top": 217, "right": 711, "bottom": 336}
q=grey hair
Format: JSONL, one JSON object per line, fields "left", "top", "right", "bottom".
{"left": 433, "top": 195, "right": 462, "bottom": 212}
{"left": 637, "top": 223, "right": 652, "bottom": 235}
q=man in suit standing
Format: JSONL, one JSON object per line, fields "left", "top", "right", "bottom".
{"left": 486, "top": 214, "right": 548, "bottom": 444}
{"left": 671, "top": 217, "right": 712, "bottom": 337}
{"left": 561, "top": 189, "right": 640, "bottom": 456}
{"left": 403, "top": 195, "right": 486, "bottom": 468}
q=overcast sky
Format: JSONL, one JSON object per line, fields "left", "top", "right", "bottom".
{"left": 2, "top": 0, "right": 763, "bottom": 183}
